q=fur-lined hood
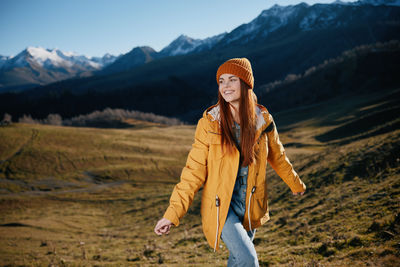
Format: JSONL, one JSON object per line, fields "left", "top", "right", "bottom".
{"left": 202, "top": 103, "right": 274, "bottom": 138}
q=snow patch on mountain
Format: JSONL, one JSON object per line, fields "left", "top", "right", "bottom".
{"left": 168, "top": 35, "right": 202, "bottom": 56}
{"left": 223, "top": 3, "right": 304, "bottom": 44}
{"left": 334, "top": 0, "right": 400, "bottom": 6}
{"left": 195, "top": 32, "right": 227, "bottom": 51}
{"left": 262, "top": 3, "right": 303, "bottom": 19}
{"left": 160, "top": 33, "right": 227, "bottom": 56}
{"left": 25, "top": 47, "right": 73, "bottom": 68}
{"left": 92, "top": 53, "right": 119, "bottom": 66}
{"left": 332, "top": 0, "right": 355, "bottom": 5}
{"left": 260, "top": 4, "right": 301, "bottom": 35}
{"left": 299, "top": 5, "right": 340, "bottom": 30}
{"left": 357, "top": 0, "right": 400, "bottom": 6}
{"left": 2, "top": 47, "right": 117, "bottom": 71}
{"left": 0, "top": 55, "right": 11, "bottom": 69}
{"left": 160, "top": 35, "right": 202, "bottom": 56}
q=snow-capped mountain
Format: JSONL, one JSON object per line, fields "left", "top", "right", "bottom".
{"left": 1, "top": 0, "right": 399, "bottom": 92}
{"left": 193, "top": 33, "right": 228, "bottom": 52}
{"left": 102, "top": 33, "right": 227, "bottom": 74}
{"left": 298, "top": 3, "right": 344, "bottom": 31}
{"left": 0, "top": 55, "right": 11, "bottom": 69}
{"left": 92, "top": 53, "right": 118, "bottom": 66}
{"left": 331, "top": 0, "right": 354, "bottom": 5}
{"left": 209, "top": 0, "right": 400, "bottom": 49}
{"left": 154, "top": 0, "right": 400, "bottom": 55}
{"left": 152, "top": 0, "right": 399, "bottom": 56}
{"left": 159, "top": 35, "right": 203, "bottom": 56}
{"left": 0, "top": 47, "right": 118, "bottom": 92}
{"left": 333, "top": 0, "right": 400, "bottom": 5}
{"left": 159, "top": 33, "right": 227, "bottom": 57}
{"left": 1, "top": 47, "right": 116, "bottom": 71}
{"left": 79, "top": 0, "right": 400, "bottom": 94}
{"left": 355, "top": 0, "right": 400, "bottom": 6}
{"left": 221, "top": 3, "right": 305, "bottom": 44}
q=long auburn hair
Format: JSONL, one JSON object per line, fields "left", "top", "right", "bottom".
{"left": 218, "top": 79, "right": 257, "bottom": 166}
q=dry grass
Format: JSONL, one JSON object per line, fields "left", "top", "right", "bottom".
{"left": 0, "top": 88, "right": 399, "bottom": 266}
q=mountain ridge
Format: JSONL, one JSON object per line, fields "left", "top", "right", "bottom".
{"left": 0, "top": 47, "right": 119, "bottom": 92}
{"left": 2, "top": 0, "right": 399, "bottom": 92}
{"left": 0, "top": 40, "right": 398, "bottom": 125}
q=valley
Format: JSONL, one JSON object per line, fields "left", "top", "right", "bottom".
{"left": 0, "top": 87, "right": 399, "bottom": 266}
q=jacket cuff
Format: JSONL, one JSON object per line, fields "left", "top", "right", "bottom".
{"left": 163, "top": 207, "right": 180, "bottom": 227}
{"left": 290, "top": 178, "right": 306, "bottom": 193}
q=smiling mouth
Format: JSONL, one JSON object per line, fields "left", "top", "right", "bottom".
{"left": 224, "top": 90, "right": 234, "bottom": 95}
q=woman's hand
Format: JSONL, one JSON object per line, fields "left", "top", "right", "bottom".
{"left": 154, "top": 218, "right": 173, "bottom": 236}
{"left": 292, "top": 191, "right": 305, "bottom": 196}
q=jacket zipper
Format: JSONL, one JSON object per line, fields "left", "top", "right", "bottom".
{"left": 248, "top": 186, "right": 256, "bottom": 238}
{"left": 214, "top": 194, "right": 220, "bottom": 252}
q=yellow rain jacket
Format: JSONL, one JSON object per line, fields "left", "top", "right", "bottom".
{"left": 163, "top": 104, "right": 306, "bottom": 251}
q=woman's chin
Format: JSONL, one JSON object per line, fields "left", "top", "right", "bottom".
{"left": 223, "top": 97, "right": 239, "bottom": 103}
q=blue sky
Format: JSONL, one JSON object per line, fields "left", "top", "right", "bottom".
{"left": 0, "top": 0, "right": 356, "bottom": 58}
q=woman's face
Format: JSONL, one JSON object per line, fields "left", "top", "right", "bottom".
{"left": 218, "top": 73, "right": 241, "bottom": 105}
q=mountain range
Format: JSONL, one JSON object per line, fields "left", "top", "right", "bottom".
{"left": 0, "top": 47, "right": 118, "bottom": 92}
{"left": 1, "top": 0, "right": 399, "bottom": 93}
{"left": 0, "top": 0, "right": 399, "bottom": 122}
{"left": 98, "top": 32, "right": 229, "bottom": 75}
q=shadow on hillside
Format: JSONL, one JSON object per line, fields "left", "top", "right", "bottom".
{"left": 315, "top": 89, "right": 400, "bottom": 143}
{"left": 316, "top": 106, "right": 400, "bottom": 143}
{"left": 274, "top": 87, "right": 400, "bottom": 145}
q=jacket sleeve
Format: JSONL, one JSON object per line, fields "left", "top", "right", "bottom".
{"left": 266, "top": 115, "right": 306, "bottom": 193}
{"left": 163, "top": 117, "right": 209, "bottom": 226}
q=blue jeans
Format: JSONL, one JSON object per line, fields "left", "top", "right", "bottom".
{"left": 221, "top": 167, "right": 259, "bottom": 267}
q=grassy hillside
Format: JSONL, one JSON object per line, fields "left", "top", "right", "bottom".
{"left": 0, "top": 88, "right": 399, "bottom": 266}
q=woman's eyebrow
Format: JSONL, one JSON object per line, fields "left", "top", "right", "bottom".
{"left": 219, "top": 76, "right": 237, "bottom": 80}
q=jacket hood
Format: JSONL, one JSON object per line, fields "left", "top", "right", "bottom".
{"left": 202, "top": 103, "right": 272, "bottom": 133}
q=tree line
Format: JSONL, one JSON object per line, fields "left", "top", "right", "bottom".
{"left": 1, "top": 108, "right": 183, "bottom": 127}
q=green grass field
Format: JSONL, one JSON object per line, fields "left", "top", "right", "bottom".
{"left": 0, "top": 88, "right": 399, "bottom": 266}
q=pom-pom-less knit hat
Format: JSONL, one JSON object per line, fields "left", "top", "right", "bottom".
{"left": 216, "top": 58, "right": 254, "bottom": 89}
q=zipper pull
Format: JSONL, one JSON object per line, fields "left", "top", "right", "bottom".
{"left": 251, "top": 186, "right": 256, "bottom": 193}
{"left": 215, "top": 195, "right": 220, "bottom": 207}
{"left": 214, "top": 194, "right": 221, "bottom": 252}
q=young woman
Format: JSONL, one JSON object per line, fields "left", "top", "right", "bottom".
{"left": 154, "top": 58, "right": 306, "bottom": 266}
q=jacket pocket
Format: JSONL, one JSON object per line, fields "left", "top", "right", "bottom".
{"left": 201, "top": 194, "right": 220, "bottom": 251}
{"left": 251, "top": 188, "right": 268, "bottom": 221}
{"left": 207, "top": 131, "right": 224, "bottom": 161}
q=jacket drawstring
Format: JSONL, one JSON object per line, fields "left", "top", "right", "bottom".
{"left": 248, "top": 186, "right": 256, "bottom": 239}
{"left": 214, "top": 195, "right": 220, "bottom": 252}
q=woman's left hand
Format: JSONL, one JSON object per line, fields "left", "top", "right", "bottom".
{"left": 292, "top": 191, "right": 305, "bottom": 196}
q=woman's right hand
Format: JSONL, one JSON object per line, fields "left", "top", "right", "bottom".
{"left": 154, "top": 218, "right": 173, "bottom": 236}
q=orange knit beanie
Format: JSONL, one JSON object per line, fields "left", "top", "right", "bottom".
{"left": 216, "top": 57, "right": 254, "bottom": 89}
